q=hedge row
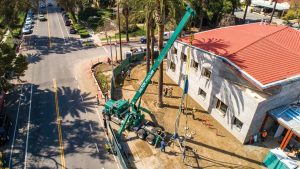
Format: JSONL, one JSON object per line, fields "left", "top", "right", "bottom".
{"left": 74, "top": 24, "right": 90, "bottom": 38}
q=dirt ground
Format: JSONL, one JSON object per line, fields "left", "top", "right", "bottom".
{"left": 98, "top": 61, "right": 269, "bottom": 169}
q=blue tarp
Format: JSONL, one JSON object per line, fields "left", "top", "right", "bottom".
{"left": 269, "top": 104, "right": 300, "bottom": 137}
{"left": 263, "top": 148, "right": 298, "bottom": 169}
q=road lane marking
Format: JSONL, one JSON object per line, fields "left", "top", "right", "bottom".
{"left": 53, "top": 79, "right": 66, "bottom": 169}
{"left": 9, "top": 85, "right": 24, "bottom": 167}
{"left": 95, "top": 143, "right": 99, "bottom": 153}
{"left": 89, "top": 124, "right": 93, "bottom": 132}
{"left": 93, "top": 105, "right": 120, "bottom": 169}
{"left": 102, "top": 46, "right": 109, "bottom": 54}
{"left": 56, "top": 11, "right": 66, "bottom": 44}
{"left": 46, "top": 6, "right": 52, "bottom": 48}
{"left": 24, "top": 84, "right": 33, "bottom": 169}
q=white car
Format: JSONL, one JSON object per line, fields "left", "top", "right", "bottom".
{"left": 24, "top": 23, "right": 32, "bottom": 29}
{"left": 25, "top": 19, "right": 33, "bottom": 25}
{"left": 22, "top": 27, "right": 31, "bottom": 34}
{"left": 163, "top": 31, "right": 174, "bottom": 40}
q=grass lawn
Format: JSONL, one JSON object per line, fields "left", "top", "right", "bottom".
{"left": 101, "top": 25, "right": 146, "bottom": 41}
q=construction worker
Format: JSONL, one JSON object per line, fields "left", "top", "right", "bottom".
{"left": 160, "top": 140, "right": 166, "bottom": 152}
{"left": 103, "top": 117, "right": 107, "bottom": 129}
{"left": 261, "top": 130, "right": 268, "bottom": 142}
{"left": 192, "top": 107, "right": 196, "bottom": 120}
{"left": 127, "top": 67, "right": 131, "bottom": 79}
{"left": 164, "top": 87, "right": 169, "bottom": 97}
{"left": 95, "top": 94, "right": 100, "bottom": 105}
{"left": 121, "top": 70, "right": 125, "bottom": 78}
{"left": 105, "top": 141, "right": 111, "bottom": 153}
{"left": 168, "top": 87, "right": 173, "bottom": 98}
{"left": 107, "top": 57, "right": 111, "bottom": 65}
{"left": 182, "top": 148, "right": 186, "bottom": 162}
{"left": 181, "top": 103, "right": 185, "bottom": 115}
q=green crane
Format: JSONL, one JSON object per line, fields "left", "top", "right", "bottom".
{"left": 117, "top": 6, "right": 195, "bottom": 137}
{"left": 102, "top": 6, "right": 195, "bottom": 141}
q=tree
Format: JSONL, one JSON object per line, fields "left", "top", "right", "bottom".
{"left": 155, "top": 0, "right": 164, "bottom": 108}
{"left": 0, "top": 43, "right": 28, "bottom": 92}
{"left": 283, "top": 0, "right": 300, "bottom": 29}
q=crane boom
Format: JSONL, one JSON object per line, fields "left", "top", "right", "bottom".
{"left": 130, "top": 6, "right": 195, "bottom": 106}
{"left": 116, "top": 6, "right": 195, "bottom": 138}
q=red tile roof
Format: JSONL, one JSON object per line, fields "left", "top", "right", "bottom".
{"left": 179, "top": 23, "right": 300, "bottom": 88}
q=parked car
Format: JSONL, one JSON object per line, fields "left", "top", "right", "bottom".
{"left": 69, "top": 27, "right": 77, "bottom": 34}
{"left": 24, "top": 23, "right": 32, "bottom": 29}
{"left": 63, "top": 14, "right": 69, "bottom": 21}
{"left": 23, "top": 24, "right": 31, "bottom": 30}
{"left": 40, "top": 4, "right": 46, "bottom": 8}
{"left": 25, "top": 19, "right": 33, "bottom": 25}
{"left": 140, "top": 36, "right": 156, "bottom": 44}
{"left": 22, "top": 27, "right": 32, "bottom": 34}
{"left": 65, "top": 20, "right": 71, "bottom": 26}
{"left": 0, "top": 114, "right": 12, "bottom": 145}
{"left": 39, "top": 14, "right": 47, "bottom": 21}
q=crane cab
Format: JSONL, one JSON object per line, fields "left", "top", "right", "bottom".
{"left": 103, "top": 99, "right": 130, "bottom": 124}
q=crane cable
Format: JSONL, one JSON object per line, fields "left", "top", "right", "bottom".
{"left": 183, "top": 33, "right": 194, "bottom": 152}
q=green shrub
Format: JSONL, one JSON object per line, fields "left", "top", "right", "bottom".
{"left": 12, "top": 28, "right": 21, "bottom": 37}
{"left": 79, "top": 31, "right": 90, "bottom": 38}
{"left": 78, "top": 7, "right": 99, "bottom": 21}
{"left": 96, "top": 72, "right": 109, "bottom": 92}
{"left": 87, "top": 16, "right": 103, "bottom": 30}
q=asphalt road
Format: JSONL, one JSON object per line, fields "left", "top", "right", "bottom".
{"left": 3, "top": 1, "right": 121, "bottom": 169}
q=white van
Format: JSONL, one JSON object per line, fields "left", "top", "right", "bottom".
{"left": 163, "top": 31, "right": 174, "bottom": 40}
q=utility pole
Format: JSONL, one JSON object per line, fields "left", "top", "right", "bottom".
{"left": 270, "top": 0, "right": 278, "bottom": 23}
{"left": 117, "top": 0, "right": 123, "bottom": 61}
{"left": 115, "top": 42, "right": 118, "bottom": 62}
{"left": 109, "top": 36, "right": 115, "bottom": 99}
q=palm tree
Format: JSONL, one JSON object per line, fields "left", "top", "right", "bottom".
{"left": 121, "top": 1, "right": 130, "bottom": 42}
{"left": 155, "top": 0, "right": 165, "bottom": 107}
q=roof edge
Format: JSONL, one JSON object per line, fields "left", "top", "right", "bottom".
{"left": 177, "top": 40, "right": 265, "bottom": 89}
{"left": 178, "top": 39, "right": 300, "bottom": 90}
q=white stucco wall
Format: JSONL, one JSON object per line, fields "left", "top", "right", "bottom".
{"left": 166, "top": 41, "right": 264, "bottom": 143}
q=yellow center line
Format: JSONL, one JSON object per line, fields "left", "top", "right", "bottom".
{"left": 53, "top": 79, "right": 66, "bottom": 169}
{"left": 47, "top": 6, "right": 52, "bottom": 48}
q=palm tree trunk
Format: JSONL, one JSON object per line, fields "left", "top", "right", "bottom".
{"left": 199, "top": 13, "right": 204, "bottom": 32}
{"left": 125, "top": 15, "right": 129, "bottom": 42}
{"left": 243, "top": 0, "right": 249, "bottom": 23}
{"left": 150, "top": 26, "right": 155, "bottom": 66}
{"left": 146, "top": 16, "right": 150, "bottom": 73}
{"left": 156, "top": 0, "right": 164, "bottom": 108}
{"left": 270, "top": 0, "right": 278, "bottom": 23}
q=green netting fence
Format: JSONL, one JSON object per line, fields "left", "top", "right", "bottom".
{"left": 113, "top": 51, "right": 158, "bottom": 76}
{"left": 107, "top": 122, "right": 129, "bottom": 169}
